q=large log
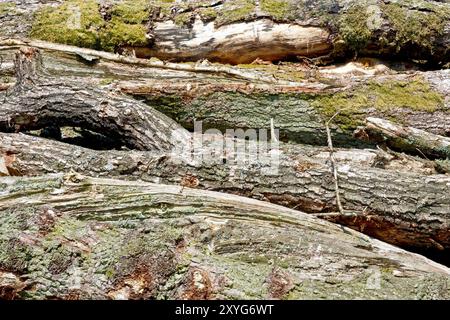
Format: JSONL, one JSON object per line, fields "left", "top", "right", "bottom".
{"left": 1, "top": 0, "right": 449, "bottom": 66}
{"left": 0, "top": 47, "right": 191, "bottom": 152}
{"left": 0, "top": 174, "right": 449, "bottom": 300}
{"left": 122, "top": 71, "right": 450, "bottom": 146}
{"left": 1, "top": 42, "right": 448, "bottom": 148}
{"left": 356, "top": 117, "right": 450, "bottom": 160}
{"left": 0, "top": 0, "right": 449, "bottom": 301}
{"left": 1, "top": 132, "right": 449, "bottom": 253}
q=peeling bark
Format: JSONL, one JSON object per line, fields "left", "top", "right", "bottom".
{"left": 356, "top": 117, "right": 450, "bottom": 160}
{"left": 1, "top": 42, "right": 448, "bottom": 147}
{"left": 1, "top": 132, "right": 449, "bottom": 251}
{"left": 0, "top": 174, "right": 449, "bottom": 300}
{"left": 0, "top": 46, "right": 191, "bottom": 152}
{"left": 142, "top": 18, "right": 332, "bottom": 64}
{"left": 1, "top": 0, "right": 449, "bottom": 65}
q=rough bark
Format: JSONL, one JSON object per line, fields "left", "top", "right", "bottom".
{"left": 0, "top": 174, "right": 449, "bottom": 300}
{"left": 1, "top": 132, "right": 449, "bottom": 252}
{"left": 123, "top": 72, "right": 450, "bottom": 147}
{"left": 356, "top": 117, "right": 450, "bottom": 159}
{"left": 0, "top": 46, "right": 191, "bottom": 152}
{"left": 0, "top": 39, "right": 329, "bottom": 85}
{"left": 0, "top": 0, "right": 450, "bottom": 301}
{"left": 1, "top": 0, "right": 449, "bottom": 65}
{"left": 1, "top": 41, "right": 448, "bottom": 148}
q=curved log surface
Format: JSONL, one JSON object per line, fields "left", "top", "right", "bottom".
{"left": 1, "top": 132, "right": 450, "bottom": 252}
{"left": 0, "top": 41, "right": 449, "bottom": 148}
{"left": 0, "top": 174, "right": 449, "bottom": 300}
{"left": 0, "top": 0, "right": 449, "bottom": 301}
{"left": 1, "top": 0, "right": 449, "bottom": 65}
{"left": 0, "top": 47, "right": 191, "bottom": 152}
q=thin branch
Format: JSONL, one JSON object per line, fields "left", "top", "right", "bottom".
{"left": 325, "top": 111, "right": 345, "bottom": 216}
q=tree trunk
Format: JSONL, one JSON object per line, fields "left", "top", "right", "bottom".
{"left": 0, "top": 45, "right": 191, "bottom": 152}
{"left": 0, "top": 174, "right": 449, "bottom": 300}
{"left": 1, "top": 0, "right": 449, "bottom": 66}
{"left": 1, "top": 0, "right": 450, "bottom": 301}
{"left": 0, "top": 40, "right": 448, "bottom": 147}
{"left": 1, "top": 132, "right": 450, "bottom": 252}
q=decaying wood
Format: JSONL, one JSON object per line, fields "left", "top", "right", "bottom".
{"left": 357, "top": 117, "right": 450, "bottom": 160}
{"left": 0, "top": 42, "right": 448, "bottom": 147}
{"left": 0, "top": 46, "right": 191, "bottom": 152}
{"left": 1, "top": 132, "right": 449, "bottom": 251}
{"left": 0, "top": 174, "right": 449, "bottom": 300}
{"left": 140, "top": 18, "right": 332, "bottom": 64}
{"left": 1, "top": 0, "right": 449, "bottom": 65}
{"left": 1, "top": 0, "right": 450, "bottom": 301}
{"left": 0, "top": 39, "right": 302, "bottom": 85}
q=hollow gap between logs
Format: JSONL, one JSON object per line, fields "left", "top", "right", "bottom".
{"left": 26, "top": 126, "right": 126, "bottom": 151}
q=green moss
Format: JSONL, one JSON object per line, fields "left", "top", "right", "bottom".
{"left": 100, "top": 19, "right": 148, "bottom": 51}
{"left": 0, "top": 1, "right": 15, "bottom": 15}
{"left": 31, "top": 0, "right": 104, "bottom": 49}
{"left": 216, "top": 0, "right": 256, "bottom": 26}
{"left": 31, "top": 0, "right": 150, "bottom": 52}
{"left": 198, "top": 7, "right": 218, "bottom": 21}
{"left": 100, "top": 0, "right": 150, "bottom": 51}
{"left": 111, "top": 0, "right": 149, "bottom": 24}
{"left": 148, "top": 0, "right": 176, "bottom": 18}
{"left": 366, "top": 79, "right": 444, "bottom": 112}
{"left": 312, "top": 78, "right": 445, "bottom": 130}
{"left": 260, "top": 0, "right": 291, "bottom": 20}
{"left": 436, "top": 159, "right": 450, "bottom": 173}
{"left": 99, "top": 78, "right": 115, "bottom": 86}
{"left": 338, "top": 4, "right": 372, "bottom": 52}
{"left": 174, "top": 12, "right": 193, "bottom": 27}
{"left": 48, "top": 217, "right": 86, "bottom": 240}
{"left": 383, "top": 2, "right": 450, "bottom": 54}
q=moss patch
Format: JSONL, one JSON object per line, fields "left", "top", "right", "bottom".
{"left": 31, "top": 0, "right": 150, "bottom": 51}
{"left": 260, "top": 0, "right": 291, "bottom": 20}
{"left": 100, "top": 20, "right": 148, "bottom": 51}
{"left": 111, "top": 0, "right": 150, "bottom": 24}
{"left": 338, "top": 4, "right": 372, "bottom": 52}
{"left": 216, "top": 0, "right": 256, "bottom": 26}
{"left": 31, "top": 0, "right": 104, "bottom": 49}
{"left": 311, "top": 77, "right": 445, "bottom": 130}
{"left": 0, "top": 1, "right": 16, "bottom": 15}
{"left": 383, "top": 2, "right": 450, "bottom": 55}
{"left": 174, "top": 12, "right": 193, "bottom": 27}
{"left": 148, "top": 0, "right": 176, "bottom": 18}
{"left": 198, "top": 7, "right": 218, "bottom": 22}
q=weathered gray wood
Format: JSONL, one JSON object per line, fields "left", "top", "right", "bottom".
{"left": 1, "top": 0, "right": 449, "bottom": 65}
{"left": 0, "top": 46, "right": 191, "bottom": 152}
{"left": 1, "top": 42, "right": 448, "bottom": 147}
{"left": 356, "top": 117, "right": 450, "bottom": 159}
{"left": 0, "top": 0, "right": 449, "bottom": 301}
{"left": 0, "top": 174, "right": 449, "bottom": 300}
{"left": 1, "top": 132, "right": 449, "bottom": 251}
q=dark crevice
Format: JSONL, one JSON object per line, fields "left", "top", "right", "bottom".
{"left": 323, "top": 215, "right": 450, "bottom": 268}
{"left": 406, "top": 247, "right": 450, "bottom": 268}
{"left": 25, "top": 126, "right": 126, "bottom": 151}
